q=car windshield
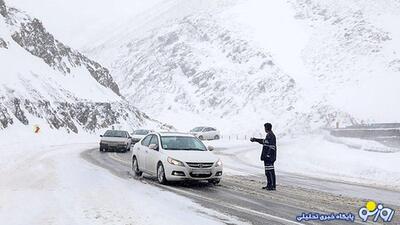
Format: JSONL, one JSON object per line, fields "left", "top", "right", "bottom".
{"left": 133, "top": 130, "right": 149, "bottom": 135}
{"left": 190, "top": 127, "right": 204, "bottom": 132}
{"left": 104, "top": 130, "right": 126, "bottom": 138}
{"left": 161, "top": 136, "right": 207, "bottom": 151}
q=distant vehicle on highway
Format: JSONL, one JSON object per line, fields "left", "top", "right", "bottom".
{"left": 131, "top": 132, "right": 223, "bottom": 185}
{"left": 100, "top": 130, "right": 132, "bottom": 153}
{"left": 131, "top": 129, "right": 154, "bottom": 144}
{"left": 190, "top": 126, "right": 220, "bottom": 140}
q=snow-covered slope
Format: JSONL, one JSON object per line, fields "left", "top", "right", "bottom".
{"left": 0, "top": 0, "right": 169, "bottom": 133}
{"left": 88, "top": 0, "right": 369, "bottom": 135}
{"left": 9, "top": 0, "right": 165, "bottom": 48}
{"left": 88, "top": 0, "right": 400, "bottom": 135}
{"left": 289, "top": 0, "right": 400, "bottom": 122}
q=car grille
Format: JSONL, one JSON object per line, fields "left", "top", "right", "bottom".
{"left": 189, "top": 172, "right": 212, "bottom": 178}
{"left": 102, "top": 141, "right": 125, "bottom": 146}
{"left": 186, "top": 162, "right": 214, "bottom": 168}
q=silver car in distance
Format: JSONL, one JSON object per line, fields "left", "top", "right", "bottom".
{"left": 190, "top": 126, "right": 221, "bottom": 140}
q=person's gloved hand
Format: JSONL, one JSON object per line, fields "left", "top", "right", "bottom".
{"left": 250, "top": 137, "right": 255, "bottom": 142}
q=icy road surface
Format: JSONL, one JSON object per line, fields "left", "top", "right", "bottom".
{"left": 83, "top": 146, "right": 400, "bottom": 225}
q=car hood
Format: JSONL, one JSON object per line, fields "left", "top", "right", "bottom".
{"left": 101, "top": 137, "right": 128, "bottom": 142}
{"left": 165, "top": 150, "right": 218, "bottom": 163}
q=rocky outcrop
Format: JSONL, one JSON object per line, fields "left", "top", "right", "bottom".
{"left": 0, "top": 100, "right": 13, "bottom": 129}
{"left": 0, "top": 0, "right": 6, "bottom": 17}
{"left": 0, "top": 97, "right": 170, "bottom": 133}
{"left": 0, "top": 1, "right": 170, "bottom": 133}
{"left": 0, "top": 1, "right": 120, "bottom": 96}
{"left": 10, "top": 18, "right": 120, "bottom": 96}
{"left": 0, "top": 38, "right": 7, "bottom": 48}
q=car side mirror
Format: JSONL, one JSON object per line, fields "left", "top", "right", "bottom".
{"left": 207, "top": 146, "right": 214, "bottom": 151}
{"left": 100, "top": 135, "right": 103, "bottom": 137}
{"left": 149, "top": 144, "right": 159, "bottom": 151}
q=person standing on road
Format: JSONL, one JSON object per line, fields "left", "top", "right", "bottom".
{"left": 250, "top": 123, "right": 277, "bottom": 190}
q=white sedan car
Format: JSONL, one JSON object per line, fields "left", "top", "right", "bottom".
{"left": 131, "top": 132, "right": 223, "bottom": 184}
{"left": 190, "top": 127, "right": 221, "bottom": 140}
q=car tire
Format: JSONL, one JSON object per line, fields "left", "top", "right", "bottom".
{"left": 132, "top": 157, "right": 142, "bottom": 177}
{"left": 198, "top": 135, "right": 204, "bottom": 140}
{"left": 208, "top": 179, "right": 220, "bottom": 185}
{"left": 157, "top": 163, "right": 168, "bottom": 185}
{"left": 214, "top": 135, "right": 220, "bottom": 140}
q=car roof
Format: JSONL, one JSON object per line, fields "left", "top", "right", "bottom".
{"left": 156, "top": 132, "right": 194, "bottom": 137}
{"left": 106, "top": 130, "right": 127, "bottom": 132}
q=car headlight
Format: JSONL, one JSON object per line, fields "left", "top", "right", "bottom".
{"left": 215, "top": 159, "right": 223, "bottom": 167}
{"left": 167, "top": 157, "right": 184, "bottom": 167}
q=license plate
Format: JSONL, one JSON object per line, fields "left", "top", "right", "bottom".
{"left": 192, "top": 170, "right": 211, "bottom": 175}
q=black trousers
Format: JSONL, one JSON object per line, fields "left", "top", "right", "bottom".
{"left": 264, "top": 161, "right": 276, "bottom": 188}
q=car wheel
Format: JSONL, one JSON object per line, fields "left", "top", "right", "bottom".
{"left": 214, "top": 135, "right": 220, "bottom": 140}
{"left": 198, "top": 135, "right": 204, "bottom": 140}
{"left": 208, "top": 179, "right": 220, "bottom": 185}
{"left": 132, "top": 157, "right": 142, "bottom": 176}
{"left": 157, "top": 163, "right": 168, "bottom": 184}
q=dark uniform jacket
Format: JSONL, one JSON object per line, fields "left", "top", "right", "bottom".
{"left": 253, "top": 131, "right": 277, "bottom": 163}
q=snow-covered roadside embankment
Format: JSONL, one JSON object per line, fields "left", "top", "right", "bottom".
{"left": 206, "top": 135, "right": 400, "bottom": 190}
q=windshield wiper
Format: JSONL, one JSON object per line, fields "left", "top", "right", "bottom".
{"left": 164, "top": 148, "right": 205, "bottom": 151}
{"left": 185, "top": 148, "right": 206, "bottom": 151}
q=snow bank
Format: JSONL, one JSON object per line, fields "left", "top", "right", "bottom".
{"left": 206, "top": 135, "right": 400, "bottom": 190}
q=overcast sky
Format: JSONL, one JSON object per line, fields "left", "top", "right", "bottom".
{"left": 8, "top": 0, "right": 163, "bottom": 48}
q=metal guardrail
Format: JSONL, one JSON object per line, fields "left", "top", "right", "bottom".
{"left": 330, "top": 129, "right": 400, "bottom": 138}
{"left": 327, "top": 123, "right": 400, "bottom": 151}
{"left": 219, "top": 133, "right": 264, "bottom": 141}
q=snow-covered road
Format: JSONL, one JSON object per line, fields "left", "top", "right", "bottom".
{"left": 1, "top": 129, "right": 399, "bottom": 225}
{"left": 83, "top": 146, "right": 400, "bottom": 225}
{"left": 0, "top": 140, "right": 246, "bottom": 225}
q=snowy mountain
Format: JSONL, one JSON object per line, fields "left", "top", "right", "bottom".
{"left": 0, "top": 0, "right": 170, "bottom": 133}
{"left": 89, "top": 0, "right": 395, "bottom": 135}
{"left": 289, "top": 0, "right": 400, "bottom": 120}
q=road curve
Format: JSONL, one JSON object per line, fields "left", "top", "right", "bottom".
{"left": 82, "top": 148, "right": 399, "bottom": 225}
